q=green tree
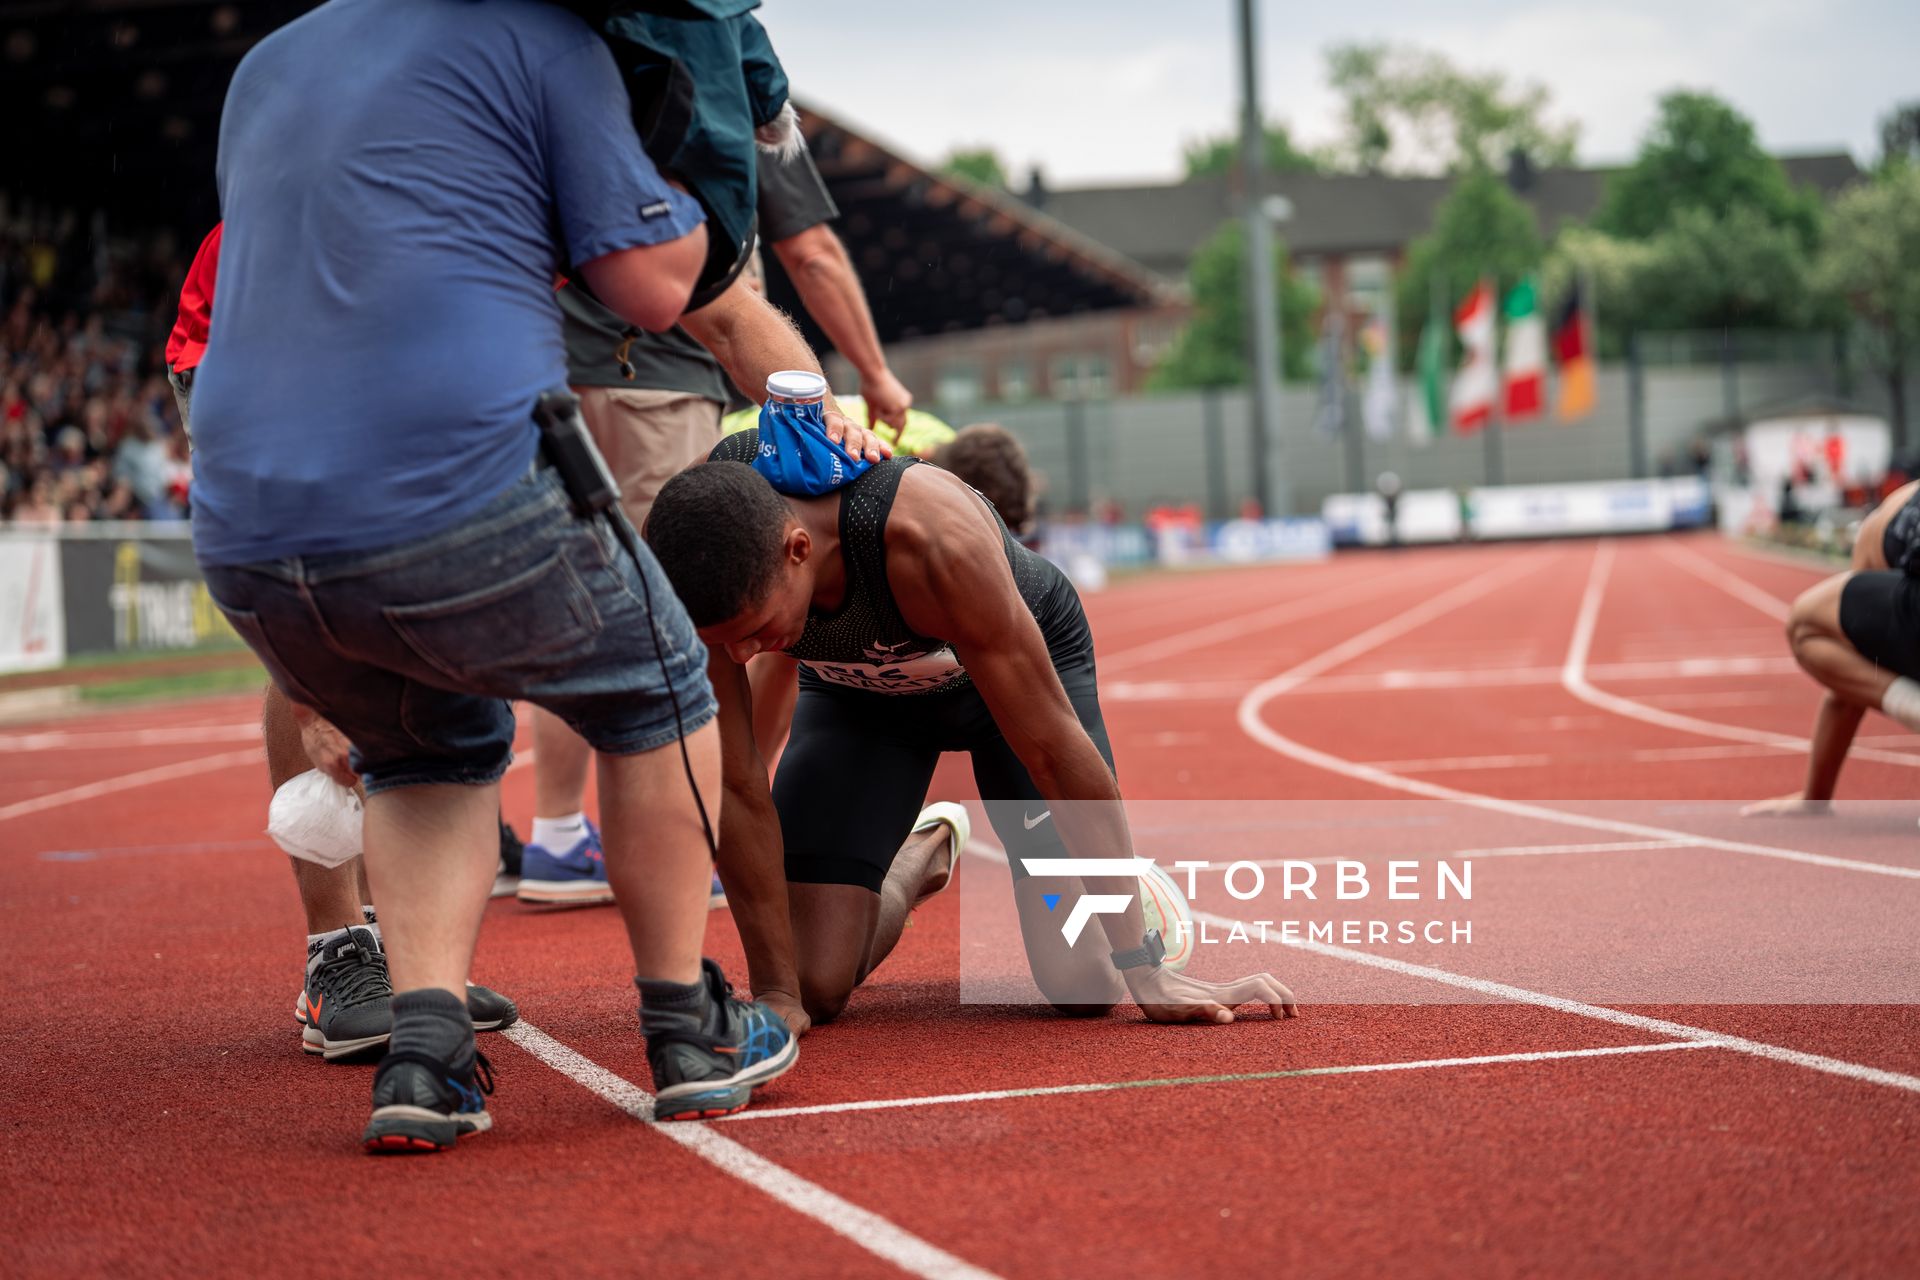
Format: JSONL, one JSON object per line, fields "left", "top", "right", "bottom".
{"left": 1149, "top": 221, "right": 1319, "bottom": 389}
{"left": 1182, "top": 122, "right": 1321, "bottom": 179}
{"left": 1596, "top": 91, "right": 1822, "bottom": 247}
{"left": 1323, "top": 42, "right": 1579, "bottom": 175}
{"left": 1816, "top": 165, "right": 1920, "bottom": 445}
{"left": 939, "top": 147, "right": 1008, "bottom": 188}
{"left": 1881, "top": 101, "right": 1920, "bottom": 172}
{"left": 1394, "top": 169, "right": 1544, "bottom": 365}
{"left": 1633, "top": 205, "right": 1819, "bottom": 332}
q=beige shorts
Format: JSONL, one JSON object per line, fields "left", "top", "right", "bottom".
{"left": 575, "top": 386, "right": 725, "bottom": 530}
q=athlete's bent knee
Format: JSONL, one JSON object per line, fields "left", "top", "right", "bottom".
{"left": 800, "top": 978, "right": 853, "bottom": 1025}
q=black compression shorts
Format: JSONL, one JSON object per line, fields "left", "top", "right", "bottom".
{"left": 773, "top": 643, "right": 1114, "bottom": 895}
{"left": 1839, "top": 570, "right": 1920, "bottom": 681}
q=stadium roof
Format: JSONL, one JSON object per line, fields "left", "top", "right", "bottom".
{"left": 1032, "top": 154, "right": 1866, "bottom": 281}
{"left": 0, "top": 1, "right": 1172, "bottom": 349}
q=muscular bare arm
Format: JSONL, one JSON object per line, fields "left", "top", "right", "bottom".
{"left": 709, "top": 652, "right": 809, "bottom": 1033}
{"left": 680, "top": 281, "right": 890, "bottom": 462}
{"left": 887, "top": 468, "right": 1295, "bottom": 1022}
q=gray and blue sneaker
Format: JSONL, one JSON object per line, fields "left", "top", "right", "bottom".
{"left": 296, "top": 921, "right": 519, "bottom": 1058}
{"left": 643, "top": 958, "right": 797, "bottom": 1121}
{"left": 362, "top": 1049, "right": 494, "bottom": 1154}
{"left": 517, "top": 819, "right": 612, "bottom": 906}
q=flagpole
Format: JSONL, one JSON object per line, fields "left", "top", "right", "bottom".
{"left": 1485, "top": 275, "right": 1505, "bottom": 487}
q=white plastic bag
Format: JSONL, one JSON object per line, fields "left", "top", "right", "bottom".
{"left": 266, "top": 769, "right": 364, "bottom": 868}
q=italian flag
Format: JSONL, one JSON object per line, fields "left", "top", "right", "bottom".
{"left": 1448, "top": 280, "right": 1497, "bottom": 432}
{"left": 1502, "top": 275, "right": 1545, "bottom": 422}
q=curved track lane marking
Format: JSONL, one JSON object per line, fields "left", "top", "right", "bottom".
{"left": 501, "top": 1021, "right": 1002, "bottom": 1280}
{"left": 1235, "top": 553, "right": 1920, "bottom": 880}
{"left": 1561, "top": 543, "right": 1920, "bottom": 768}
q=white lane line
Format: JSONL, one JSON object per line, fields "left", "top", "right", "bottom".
{"left": 1236, "top": 556, "right": 1920, "bottom": 880}
{"left": 1284, "top": 656, "right": 1802, "bottom": 696}
{"left": 715, "top": 1042, "right": 1720, "bottom": 1123}
{"left": 1105, "top": 680, "right": 1259, "bottom": 702}
{"left": 1099, "top": 562, "right": 1432, "bottom": 674}
{"left": 1628, "top": 743, "right": 1796, "bottom": 763}
{"left": 502, "top": 1022, "right": 1001, "bottom": 1280}
{"left": 1188, "top": 899, "right": 1920, "bottom": 1096}
{"left": 0, "top": 747, "right": 266, "bottom": 824}
{"left": 966, "top": 836, "right": 1920, "bottom": 1096}
{"left": 0, "top": 723, "right": 262, "bottom": 751}
{"left": 1360, "top": 753, "right": 1553, "bottom": 773}
{"left": 1657, "top": 541, "right": 1794, "bottom": 621}
{"left": 1560, "top": 544, "right": 1920, "bottom": 769}
{"left": 1239, "top": 840, "right": 1694, "bottom": 868}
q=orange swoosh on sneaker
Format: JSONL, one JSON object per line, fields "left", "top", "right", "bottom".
{"left": 307, "top": 993, "right": 324, "bottom": 1022}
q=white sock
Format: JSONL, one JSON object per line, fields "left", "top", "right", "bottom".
{"left": 360, "top": 905, "right": 380, "bottom": 941}
{"left": 306, "top": 925, "right": 352, "bottom": 974}
{"left": 532, "top": 812, "right": 588, "bottom": 851}
{"left": 1882, "top": 677, "right": 1920, "bottom": 732}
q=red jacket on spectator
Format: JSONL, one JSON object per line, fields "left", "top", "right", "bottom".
{"left": 165, "top": 223, "right": 221, "bottom": 373}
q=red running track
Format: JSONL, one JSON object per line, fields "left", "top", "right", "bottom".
{"left": 2, "top": 532, "right": 1916, "bottom": 1277}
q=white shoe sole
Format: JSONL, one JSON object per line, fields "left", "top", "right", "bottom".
{"left": 516, "top": 879, "right": 615, "bottom": 905}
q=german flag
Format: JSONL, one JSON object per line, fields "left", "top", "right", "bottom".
{"left": 1552, "top": 282, "right": 1595, "bottom": 422}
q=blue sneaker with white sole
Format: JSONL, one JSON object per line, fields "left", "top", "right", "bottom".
{"left": 642, "top": 958, "right": 797, "bottom": 1121}
{"left": 517, "top": 820, "right": 612, "bottom": 906}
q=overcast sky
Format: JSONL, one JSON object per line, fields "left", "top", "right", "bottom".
{"left": 763, "top": 0, "right": 1917, "bottom": 187}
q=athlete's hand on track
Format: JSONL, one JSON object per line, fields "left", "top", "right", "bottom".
{"left": 824, "top": 406, "right": 892, "bottom": 464}
{"left": 860, "top": 369, "right": 914, "bottom": 432}
{"left": 1740, "top": 792, "right": 1832, "bottom": 817}
{"left": 755, "top": 988, "right": 812, "bottom": 1037}
{"left": 299, "top": 715, "right": 358, "bottom": 789}
{"left": 1126, "top": 965, "right": 1299, "bottom": 1024}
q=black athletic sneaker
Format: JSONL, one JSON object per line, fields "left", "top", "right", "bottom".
{"left": 466, "top": 981, "right": 519, "bottom": 1032}
{"left": 643, "top": 958, "right": 798, "bottom": 1121}
{"left": 297, "top": 926, "right": 393, "bottom": 1061}
{"left": 494, "top": 817, "right": 524, "bottom": 898}
{"left": 362, "top": 1049, "right": 494, "bottom": 1154}
{"left": 295, "top": 931, "right": 517, "bottom": 1056}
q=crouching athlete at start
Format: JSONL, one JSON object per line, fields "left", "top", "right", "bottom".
{"left": 645, "top": 432, "right": 1299, "bottom": 1031}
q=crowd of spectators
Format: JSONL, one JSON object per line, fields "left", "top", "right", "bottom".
{"left": 1, "top": 198, "right": 194, "bottom": 527}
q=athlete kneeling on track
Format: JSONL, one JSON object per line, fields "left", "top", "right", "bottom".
{"left": 646, "top": 432, "right": 1299, "bottom": 1031}
{"left": 1746, "top": 480, "right": 1920, "bottom": 816}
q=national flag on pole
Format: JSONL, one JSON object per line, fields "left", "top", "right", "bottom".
{"left": 1361, "top": 315, "right": 1396, "bottom": 442}
{"left": 1552, "top": 281, "right": 1596, "bottom": 421}
{"left": 1411, "top": 308, "right": 1446, "bottom": 445}
{"left": 1448, "top": 280, "right": 1497, "bottom": 432}
{"left": 1501, "top": 275, "right": 1545, "bottom": 422}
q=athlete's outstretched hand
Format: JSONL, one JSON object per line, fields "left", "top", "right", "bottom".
{"left": 1740, "top": 792, "right": 1832, "bottom": 817}
{"left": 1125, "top": 965, "right": 1298, "bottom": 1024}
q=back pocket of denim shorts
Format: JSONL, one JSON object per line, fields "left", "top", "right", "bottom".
{"left": 384, "top": 553, "right": 602, "bottom": 687}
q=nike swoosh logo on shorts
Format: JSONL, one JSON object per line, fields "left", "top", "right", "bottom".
{"left": 1022, "top": 810, "right": 1052, "bottom": 830}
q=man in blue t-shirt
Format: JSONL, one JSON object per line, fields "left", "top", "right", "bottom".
{"left": 193, "top": 0, "right": 804, "bottom": 1149}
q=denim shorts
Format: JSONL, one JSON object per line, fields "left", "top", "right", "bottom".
{"left": 201, "top": 464, "right": 716, "bottom": 794}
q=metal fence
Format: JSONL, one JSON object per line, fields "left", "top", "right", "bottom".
{"left": 933, "top": 350, "right": 1916, "bottom": 518}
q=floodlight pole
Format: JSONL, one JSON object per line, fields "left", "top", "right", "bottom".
{"left": 1237, "top": 0, "right": 1286, "bottom": 516}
